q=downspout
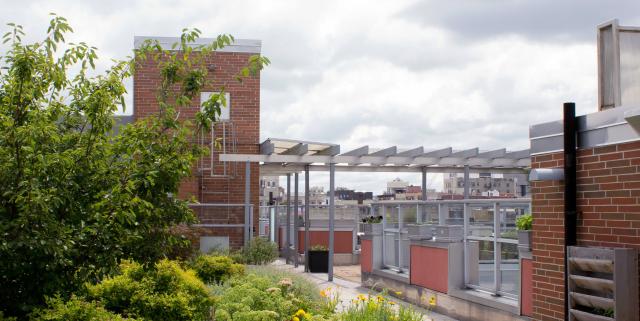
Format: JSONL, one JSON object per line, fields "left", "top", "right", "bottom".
{"left": 563, "top": 102, "right": 577, "bottom": 321}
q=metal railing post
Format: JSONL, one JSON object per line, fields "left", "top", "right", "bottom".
{"left": 398, "top": 205, "right": 404, "bottom": 272}
{"left": 493, "top": 202, "right": 501, "bottom": 296}
{"left": 463, "top": 202, "right": 469, "bottom": 286}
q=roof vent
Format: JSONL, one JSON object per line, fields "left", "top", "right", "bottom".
{"left": 598, "top": 19, "right": 640, "bottom": 110}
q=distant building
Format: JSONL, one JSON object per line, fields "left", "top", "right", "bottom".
{"left": 259, "top": 176, "right": 284, "bottom": 206}
{"left": 443, "top": 172, "right": 528, "bottom": 197}
{"left": 328, "top": 187, "right": 373, "bottom": 205}
{"left": 379, "top": 178, "right": 440, "bottom": 200}
{"left": 308, "top": 186, "right": 327, "bottom": 205}
{"left": 386, "top": 178, "right": 409, "bottom": 195}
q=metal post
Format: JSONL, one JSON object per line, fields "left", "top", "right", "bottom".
{"left": 244, "top": 161, "right": 251, "bottom": 245}
{"left": 463, "top": 165, "right": 470, "bottom": 199}
{"left": 328, "top": 163, "right": 335, "bottom": 281}
{"left": 463, "top": 203, "right": 469, "bottom": 285}
{"left": 304, "top": 165, "right": 310, "bottom": 272}
{"left": 398, "top": 205, "right": 404, "bottom": 272}
{"left": 381, "top": 205, "right": 386, "bottom": 268}
{"left": 273, "top": 203, "right": 279, "bottom": 244}
{"left": 564, "top": 102, "right": 577, "bottom": 320}
{"left": 493, "top": 202, "right": 501, "bottom": 296}
{"left": 421, "top": 167, "right": 427, "bottom": 223}
{"left": 294, "top": 172, "right": 299, "bottom": 267}
{"left": 286, "top": 173, "right": 291, "bottom": 264}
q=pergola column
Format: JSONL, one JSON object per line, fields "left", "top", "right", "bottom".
{"left": 328, "top": 163, "right": 336, "bottom": 281}
{"left": 304, "top": 165, "right": 310, "bottom": 272}
{"left": 286, "top": 173, "right": 291, "bottom": 264}
{"left": 294, "top": 172, "right": 299, "bottom": 267}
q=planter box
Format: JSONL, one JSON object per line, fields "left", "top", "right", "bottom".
{"left": 518, "top": 230, "right": 532, "bottom": 251}
{"left": 308, "top": 250, "right": 329, "bottom": 273}
{"left": 363, "top": 223, "right": 383, "bottom": 235}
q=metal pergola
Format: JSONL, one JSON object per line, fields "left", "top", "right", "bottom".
{"left": 220, "top": 138, "right": 531, "bottom": 281}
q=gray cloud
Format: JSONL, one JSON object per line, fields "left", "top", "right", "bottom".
{"left": 0, "top": 0, "right": 635, "bottom": 193}
{"left": 401, "top": 0, "right": 640, "bottom": 43}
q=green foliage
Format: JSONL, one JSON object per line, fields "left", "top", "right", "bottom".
{"left": 361, "top": 216, "right": 382, "bottom": 224}
{"left": 189, "top": 254, "right": 245, "bottom": 284}
{"left": 85, "top": 260, "right": 213, "bottom": 321}
{"left": 0, "top": 15, "right": 268, "bottom": 317}
{"left": 245, "top": 266, "right": 323, "bottom": 310}
{"left": 0, "top": 311, "right": 16, "bottom": 321}
{"left": 310, "top": 245, "right": 328, "bottom": 251}
{"left": 335, "top": 294, "right": 423, "bottom": 321}
{"left": 211, "top": 270, "right": 324, "bottom": 321}
{"left": 30, "top": 296, "right": 137, "bottom": 321}
{"left": 234, "top": 237, "right": 279, "bottom": 265}
{"left": 516, "top": 214, "right": 533, "bottom": 230}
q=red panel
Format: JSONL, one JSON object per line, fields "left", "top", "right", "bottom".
{"left": 297, "top": 230, "right": 353, "bottom": 254}
{"left": 410, "top": 245, "right": 448, "bottom": 293}
{"left": 521, "top": 258, "right": 533, "bottom": 317}
{"left": 361, "top": 239, "right": 372, "bottom": 273}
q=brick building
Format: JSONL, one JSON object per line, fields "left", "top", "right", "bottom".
{"left": 133, "top": 36, "right": 262, "bottom": 251}
{"left": 528, "top": 20, "right": 640, "bottom": 321}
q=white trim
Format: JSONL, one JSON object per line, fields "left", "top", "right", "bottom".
{"left": 134, "top": 36, "right": 261, "bottom": 53}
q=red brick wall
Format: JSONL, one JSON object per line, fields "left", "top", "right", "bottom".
{"left": 134, "top": 50, "right": 260, "bottom": 249}
{"left": 531, "top": 140, "right": 640, "bottom": 320}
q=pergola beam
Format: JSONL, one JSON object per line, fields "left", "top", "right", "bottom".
{"left": 281, "top": 143, "right": 309, "bottom": 155}
{"left": 258, "top": 163, "right": 529, "bottom": 175}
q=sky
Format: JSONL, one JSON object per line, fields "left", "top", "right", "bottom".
{"left": 2, "top": 0, "right": 640, "bottom": 194}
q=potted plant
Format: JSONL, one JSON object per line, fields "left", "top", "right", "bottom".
{"left": 308, "top": 244, "right": 329, "bottom": 273}
{"left": 361, "top": 215, "right": 383, "bottom": 235}
{"left": 516, "top": 214, "right": 533, "bottom": 251}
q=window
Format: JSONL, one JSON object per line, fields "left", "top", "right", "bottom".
{"left": 201, "top": 92, "right": 231, "bottom": 121}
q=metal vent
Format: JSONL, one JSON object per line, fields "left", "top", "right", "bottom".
{"left": 567, "top": 246, "right": 638, "bottom": 321}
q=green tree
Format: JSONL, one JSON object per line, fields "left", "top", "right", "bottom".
{"left": 0, "top": 15, "right": 268, "bottom": 318}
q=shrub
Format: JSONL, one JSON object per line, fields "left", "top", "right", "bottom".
{"left": 85, "top": 260, "right": 213, "bottom": 321}
{"left": 310, "top": 245, "right": 328, "bottom": 251}
{"left": 516, "top": 214, "right": 533, "bottom": 231}
{"left": 235, "top": 238, "right": 278, "bottom": 265}
{"left": 246, "top": 266, "right": 322, "bottom": 307}
{"left": 190, "top": 255, "right": 245, "bottom": 284}
{"left": 30, "top": 296, "right": 136, "bottom": 321}
{"left": 0, "top": 311, "right": 16, "bottom": 321}
{"left": 211, "top": 268, "right": 325, "bottom": 321}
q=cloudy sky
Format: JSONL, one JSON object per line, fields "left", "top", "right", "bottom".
{"left": 2, "top": 0, "right": 639, "bottom": 193}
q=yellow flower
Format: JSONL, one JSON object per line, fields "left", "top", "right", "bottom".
{"left": 357, "top": 294, "right": 367, "bottom": 301}
{"left": 429, "top": 295, "right": 437, "bottom": 306}
{"left": 292, "top": 317, "right": 300, "bottom": 321}
{"left": 394, "top": 291, "right": 402, "bottom": 296}
{"left": 296, "top": 309, "right": 306, "bottom": 317}
{"left": 376, "top": 295, "right": 384, "bottom": 302}
{"left": 320, "top": 290, "right": 327, "bottom": 298}
{"left": 389, "top": 301, "right": 396, "bottom": 305}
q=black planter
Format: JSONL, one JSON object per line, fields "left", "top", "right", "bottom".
{"left": 308, "top": 250, "right": 329, "bottom": 273}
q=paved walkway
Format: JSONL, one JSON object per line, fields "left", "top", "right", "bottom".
{"left": 271, "top": 259, "right": 458, "bottom": 321}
